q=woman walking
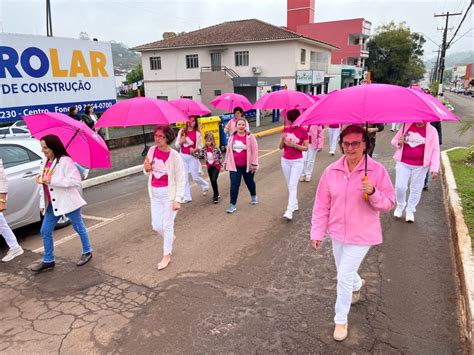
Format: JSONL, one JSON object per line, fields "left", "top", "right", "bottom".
{"left": 327, "top": 124, "right": 341, "bottom": 156}
{"left": 224, "top": 118, "right": 259, "bottom": 213}
{"left": 392, "top": 122, "right": 440, "bottom": 222}
{"left": 175, "top": 116, "right": 209, "bottom": 202}
{"left": 224, "top": 107, "right": 249, "bottom": 135}
{"left": 300, "top": 124, "right": 324, "bottom": 182}
{"left": 198, "top": 132, "right": 224, "bottom": 203}
{"left": 279, "top": 109, "right": 309, "bottom": 220}
{"left": 0, "top": 158, "right": 24, "bottom": 262}
{"left": 311, "top": 125, "right": 394, "bottom": 341}
{"left": 30, "top": 135, "right": 93, "bottom": 272}
{"left": 144, "top": 125, "right": 185, "bottom": 271}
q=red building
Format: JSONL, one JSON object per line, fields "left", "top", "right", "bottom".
{"left": 287, "top": 0, "right": 371, "bottom": 67}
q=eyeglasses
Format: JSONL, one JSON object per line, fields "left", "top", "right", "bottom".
{"left": 342, "top": 141, "right": 363, "bottom": 149}
{"left": 155, "top": 134, "right": 165, "bottom": 139}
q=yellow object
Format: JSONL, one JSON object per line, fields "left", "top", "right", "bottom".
{"left": 198, "top": 116, "right": 221, "bottom": 146}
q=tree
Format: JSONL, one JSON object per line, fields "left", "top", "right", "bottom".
{"left": 126, "top": 64, "right": 143, "bottom": 84}
{"left": 443, "top": 69, "right": 453, "bottom": 84}
{"left": 367, "top": 22, "right": 426, "bottom": 86}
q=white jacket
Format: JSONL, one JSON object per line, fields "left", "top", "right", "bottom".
{"left": 144, "top": 146, "right": 185, "bottom": 202}
{"left": 0, "top": 159, "right": 7, "bottom": 194}
{"left": 175, "top": 129, "right": 203, "bottom": 151}
{"left": 39, "top": 156, "right": 86, "bottom": 216}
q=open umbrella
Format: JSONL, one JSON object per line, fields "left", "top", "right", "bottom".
{"left": 23, "top": 112, "right": 111, "bottom": 169}
{"left": 293, "top": 83, "right": 460, "bottom": 200}
{"left": 169, "top": 98, "right": 211, "bottom": 117}
{"left": 211, "top": 93, "right": 252, "bottom": 112}
{"left": 253, "top": 89, "right": 315, "bottom": 110}
{"left": 95, "top": 97, "right": 188, "bottom": 128}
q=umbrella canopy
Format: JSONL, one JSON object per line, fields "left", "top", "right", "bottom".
{"left": 210, "top": 93, "right": 253, "bottom": 112}
{"left": 169, "top": 98, "right": 211, "bottom": 117}
{"left": 253, "top": 89, "right": 315, "bottom": 110}
{"left": 294, "top": 83, "right": 460, "bottom": 126}
{"left": 95, "top": 97, "right": 188, "bottom": 128}
{"left": 23, "top": 113, "right": 111, "bottom": 169}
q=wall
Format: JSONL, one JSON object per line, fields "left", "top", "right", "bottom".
{"left": 287, "top": 0, "right": 315, "bottom": 32}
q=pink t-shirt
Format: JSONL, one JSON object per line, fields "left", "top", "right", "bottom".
{"left": 282, "top": 126, "right": 308, "bottom": 160}
{"left": 180, "top": 130, "right": 197, "bottom": 155}
{"left": 205, "top": 147, "right": 221, "bottom": 169}
{"left": 232, "top": 134, "right": 248, "bottom": 168}
{"left": 43, "top": 160, "right": 53, "bottom": 202}
{"left": 401, "top": 125, "right": 426, "bottom": 166}
{"left": 151, "top": 149, "right": 170, "bottom": 188}
{"left": 303, "top": 125, "right": 312, "bottom": 144}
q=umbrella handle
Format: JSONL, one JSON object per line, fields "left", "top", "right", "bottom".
{"left": 362, "top": 175, "right": 369, "bottom": 201}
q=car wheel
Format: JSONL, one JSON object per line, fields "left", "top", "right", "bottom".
{"left": 56, "top": 215, "right": 71, "bottom": 229}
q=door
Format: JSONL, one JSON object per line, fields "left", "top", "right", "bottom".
{"left": 0, "top": 144, "right": 42, "bottom": 228}
{"left": 211, "top": 53, "right": 221, "bottom": 71}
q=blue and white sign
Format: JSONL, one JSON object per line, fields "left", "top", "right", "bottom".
{"left": 0, "top": 33, "right": 116, "bottom": 123}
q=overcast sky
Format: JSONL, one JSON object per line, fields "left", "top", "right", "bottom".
{"left": 1, "top": 0, "right": 472, "bottom": 60}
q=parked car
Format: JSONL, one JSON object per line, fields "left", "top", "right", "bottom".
{"left": 464, "top": 87, "right": 473, "bottom": 96}
{"left": 10, "top": 120, "right": 27, "bottom": 129}
{"left": 0, "top": 138, "right": 69, "bottom": 230}
{"left": 0, "top": 126, "right": 31, "bottom": 138}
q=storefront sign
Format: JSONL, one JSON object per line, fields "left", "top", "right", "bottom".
{"left": 312, "top": 70, "right": 325, "bottom": 84}
{"left": 341, "top": 69, "right": 355, "bottom": 78}
{"left": 296, "top": 70, "right": 312, "bottom": 85}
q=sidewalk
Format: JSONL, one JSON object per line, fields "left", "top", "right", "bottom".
{"left": 88, "top": 114, "right": 283, "bottom": 179}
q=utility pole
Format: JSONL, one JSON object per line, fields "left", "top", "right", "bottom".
{"left": 431, "top": 50, "right": 441, "bottom": 83}
{"left": 46, "top": 0, "right": 53, "bottom": 36}
{"left": 434, "top": 11, "right": 461, "bottom": 94}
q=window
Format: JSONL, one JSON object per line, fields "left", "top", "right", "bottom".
{"left": 156, "top": 96, "right": 168, "bottom": 101}
{"left": 150, "top": 56, "right": 161, "bottom": 70}
{"left": 186, "top": 54, "right": 199, "bottom": 69}
{"left": 0, "top": 145, "right": 39, "bottom": 168}
{"left": 300, "top": 49, "right": 306, "bottom": 64}
{"left": 234, "top": 51, "right": 249, "bottom": 66}
{"left": 180, "top": 95, "right": 193, "bottom": 99}
{"left": 214, "top": 90, "right": 221, "bottom": 96}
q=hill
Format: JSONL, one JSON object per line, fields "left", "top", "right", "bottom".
{"left": 425, "top": 50, "right": 474, "bottom": 69}
{"left": 110, "top": 41, "right": 141, "bottom": 75}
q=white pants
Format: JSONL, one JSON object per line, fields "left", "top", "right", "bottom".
{"left": 0, "top": 212, "right": 19, "bottom": 250}
{"left": 301, "top": 146, "right": 318, "bottom": 178}
{"left": 391, "top": 123, "right": 401, "bottom": 131}
{"left": 281, "top": 157, "right": 304, "bottom": 212}
{"left": 150, "top": 187, "right": 177, "bottom": 256}
{"left": 328, "top": 128, "right": 340, "bottom": 154}
{"left": 181, "top": 153, "right": 209, "bottom": 201}
{"left": 332, "top": 238, "right": 371, "bottom": 324}
{"left": 395, "top": 162, "right": 429, "bottom": 213}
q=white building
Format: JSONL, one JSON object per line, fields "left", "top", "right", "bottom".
{"left": 132, "top": 19, "right": 338, "bottom": 113}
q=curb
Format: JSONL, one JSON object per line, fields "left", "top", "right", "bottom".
{"left": 441, "top": 148, "right": 473, "bottom": 350}
{"left": 82, "top": 125, "right": 284, "bottom": 189}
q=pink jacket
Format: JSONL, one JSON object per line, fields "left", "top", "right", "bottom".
{"left": 307, "top": 125, "right": 324, "bottom": 150}
{"left": 391, "top": 123, "right": 440, "bottom": 173}
{"left": 311, "top": 156, "right": 395, "bottom": 245}
{"left": 224, "top": 132, "right": 259, "bottom": 172}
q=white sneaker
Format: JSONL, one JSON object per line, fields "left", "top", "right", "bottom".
{"left": 329, "top": 151, "right": 335, "bottom": 156}
{"left": 405, "top": 211, "right": 415, "bottom": 223}
{"left": 82, "top": 169, "right": 89, "bottom": 180}
{"left": 2, "top": 246, "right": 24, "bottom": 262}
{"left": 299, "top": 176, "right": 305, "bottom": 182}
{"left": 304, "top": 176, "right": 311, "bottom": 182}
{"left": 202, "top": 189, "right": 208, "bottom": 196}
{"left": 283, "top": 210, "right": 293, "bottom": 220}
{"left": 393, "top": 206, "right": 404, "bottom": 218}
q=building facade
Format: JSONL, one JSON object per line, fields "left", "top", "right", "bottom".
{"left": 132, "top": 19, "right": 337, "bottom": 113}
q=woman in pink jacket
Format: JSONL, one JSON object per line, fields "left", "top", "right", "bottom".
{"left": 300, "top": 124, "right": 324, "bottom": 182}
{"left": 391, "top": 122, "right": 440, "bottom": 223}
{"left": 311, "top": 125, "right": 395, "bottom": 342}
{"left": 224, "top": 118, "right": 259, "bottom": 214}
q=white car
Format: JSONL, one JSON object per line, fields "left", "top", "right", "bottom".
{"left": 0, "top": 137, "right": 69, "bottom": 229}
{"left": 0, "top": 126, "right": 31, "bottom": 138}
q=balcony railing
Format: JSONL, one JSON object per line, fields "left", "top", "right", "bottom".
{"left": 201, "top": 66, "right": 240, "bottom": 79}
{"left": 310, "top": 62, "right": 328, "bottom": 72}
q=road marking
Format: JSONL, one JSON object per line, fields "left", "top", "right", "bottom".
{"left": 81, "top": 214, "right": 111, "bottom": 222}
{"left": 32, "top": 213, "right": 125, "bottom": 253}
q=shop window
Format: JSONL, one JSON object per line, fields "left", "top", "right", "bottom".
{"left": 157, "top": 96, "right": 168, "bottom": 101}
{"left": 214, "top": 90, "right": 222, "bottom": 96}
{"left": 181, "top": 95, "right": 193, "bottom": 99}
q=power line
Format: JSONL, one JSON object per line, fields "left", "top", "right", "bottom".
{"left": 447, "top": 1, "right": 473, "bottom": 48}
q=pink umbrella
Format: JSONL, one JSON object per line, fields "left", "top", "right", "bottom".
{"left": 23, "top": 113, "right": 111, "bottom": 169}
{"left": 95, "top": 97, "right": 188, "bottom": 128}
{"left": 253, "top": 89, "right": 315, "bottom": 110}
{"left": 294, "top": 83, "right": 460, "bottom": 127}
{"left": 169, "top": 98, "right": 211, "bottom": 117}
{"left": 306, "top": 93, "right": 326, "bottom": 102}
{"left": 211, "top": 93, "right": 252, "bottom": 112}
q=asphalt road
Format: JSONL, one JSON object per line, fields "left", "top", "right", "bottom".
{"left": 1, "top": 95, "right": 473, "bottom": 353}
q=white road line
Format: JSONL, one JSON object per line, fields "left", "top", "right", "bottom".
{"left": 32, "top": 213, "right": 125, "bottom": 253}
{"left": 81, "top": 214, "right": 111, "bottom": 222}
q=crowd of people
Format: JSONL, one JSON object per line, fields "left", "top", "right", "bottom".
{"left": 0, "top": 105, "right": 442, "bottom": 342}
